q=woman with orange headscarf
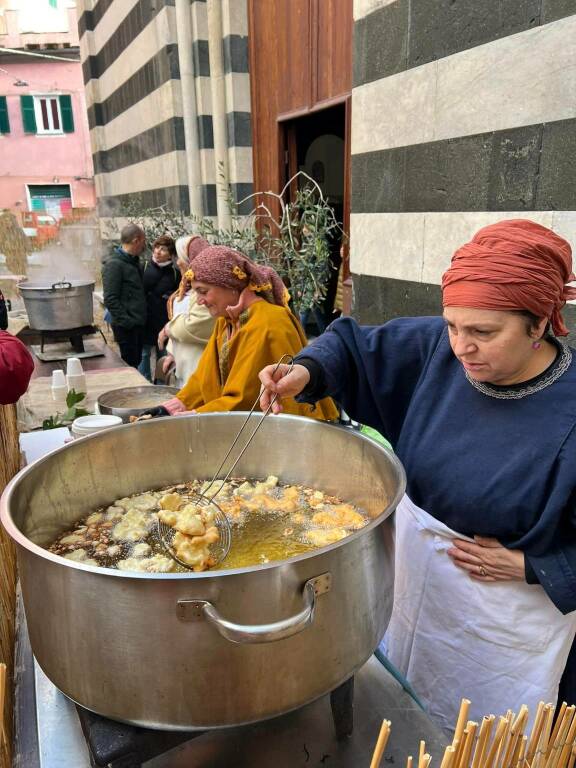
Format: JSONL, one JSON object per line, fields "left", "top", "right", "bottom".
{"left": 259, "top": 219, "right": 576, "bottom": 732}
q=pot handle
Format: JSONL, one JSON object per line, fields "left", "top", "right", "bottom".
{"left": 51, "top": 281, "right": 72, "bottom": 290}
{"left": 176, "top": 572, "right": 331, "bottom": 644}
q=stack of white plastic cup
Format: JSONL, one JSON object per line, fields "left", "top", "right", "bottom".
{"left": 51, "top": 369, "right": 67, "bottom": 403}
{"left": 66, "top": 357, "right": 86, "bottom": 394}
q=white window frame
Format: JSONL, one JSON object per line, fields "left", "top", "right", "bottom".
{"left": 33, "top": 95, "right": 63, "bottom": 135}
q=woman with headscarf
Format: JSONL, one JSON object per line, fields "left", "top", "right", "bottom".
{"left": 143, "top": 245, "right": 338, "bottom": 419}
{"left": 157, "top": 235, "right": 215, "bottom": 387}
{"left": 259, "top": 219, "right": 576, "bottom": 731}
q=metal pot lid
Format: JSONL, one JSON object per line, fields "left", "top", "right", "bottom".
{"left": 18, "top": 279, "right": 95, "bottom": 291}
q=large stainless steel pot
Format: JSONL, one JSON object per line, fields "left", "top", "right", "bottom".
{"left": 19, "top": 279, "right": 94, "bottom": 330}
{"left": 0, "top": 414, "right": 405, "bottom": 730}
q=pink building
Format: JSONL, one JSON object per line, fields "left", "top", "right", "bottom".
{"left": 0, "top": 0, "right": 95, "bottom": 221}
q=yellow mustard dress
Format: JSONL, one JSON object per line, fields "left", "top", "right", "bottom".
{"left": 175, "top": 299, "right": 339, "bottom": 420}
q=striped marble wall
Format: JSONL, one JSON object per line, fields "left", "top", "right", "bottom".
{"left": 76, "top": 0, "right": 253, "bottom": 219}
{"left": 350, "top": 0, "right": 576, "bottom": 327}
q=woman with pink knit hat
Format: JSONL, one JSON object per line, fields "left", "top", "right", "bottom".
{"left": 156, "top": 235, "right": 215, "bottom": 387}
{"left": 144, "top": 245, "right": 338, "bottom": 420}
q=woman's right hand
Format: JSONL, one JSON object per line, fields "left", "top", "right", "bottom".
{"left": 258, "top": 363, "right": 310, "bottom": 414}
{"left": 158, "top": 326, "right": 168, "bottom": 350}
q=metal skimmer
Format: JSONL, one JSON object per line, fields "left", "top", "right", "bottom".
{"left": 158, "top": 355, "right": 295, "bottom": 570}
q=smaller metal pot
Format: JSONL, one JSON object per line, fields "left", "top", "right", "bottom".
{"left": 96, "top": 385, "right": 179, "bottom": 422}
{"left": 19, "top": 279, "right": 94, "bottom": 330}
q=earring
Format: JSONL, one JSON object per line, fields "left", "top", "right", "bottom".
{"left": 532, "top": 341, "right": 541, "bottom": 350}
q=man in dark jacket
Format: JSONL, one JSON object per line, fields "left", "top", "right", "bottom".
{"left": 102, "top": 223, "right": 147, "bottom": 367}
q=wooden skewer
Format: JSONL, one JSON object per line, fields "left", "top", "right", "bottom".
{"left": 548, "top": 704, "right": 568, "bottom": 760}
{"left": 534, "top": 705, "right": 555, "bottom": 768}
{"left": 527, "top": 703, "right": 547, "bottom": 766}
{"left": 482, "top": 716, "right": 509, "bottom": 768}
{"left": 370, "top": 719, "right": 392, "bottom": 768}
{"left": 514, "top": 736, "right": 527, "bottom": 768}
{"left": 441, "top": 745, "right": 457, "bottom": 768}
{"left": 554, "top": 707, "right": 576, "bottom": 768}
{"left": 545, "top": 706, "right": 575, "bottom": 768}
{"left": 566, "top": 745, "right": 576, "bottom": 768}
{"left": 496, "top": 712, "right": 514, "bottom": 768}
{"left": 419, "top": 740, "right": 427, "bottom": 768}
{"left": 460, "top": 722, "right": 479, "bottom": 768}
{"left": 454, "top": 701, "right": 472, "bottom": 748}
{"left": 502, "top": 707, "right": 530, "bottom": 768}
{"left": 422, "top": 754, "right": 432, "bottom": 768}
{"left": 407, "top": 755, "right": 414, "bottom": 768}
{"left": 473, "top": 716, "right": 495, "bottom": 768}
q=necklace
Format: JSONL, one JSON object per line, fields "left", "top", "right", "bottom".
{"left": 464, "top": 340, "right": 572, "bottom": 399}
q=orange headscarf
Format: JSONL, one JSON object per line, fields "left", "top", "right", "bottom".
{"left": 442, "top": 219, "right": 576, "bottom": 336}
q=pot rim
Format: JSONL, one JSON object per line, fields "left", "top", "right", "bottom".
{"left": 0, "top": 413, "right": 406, "bottom": 580}
{"left": 18, "top": 280, "right": 95, "bottom": 291}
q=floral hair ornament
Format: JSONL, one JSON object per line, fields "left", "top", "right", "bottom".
{"left": 184, "top": 268, "right": 195, "bottom": 281}
{"left": 232, "top": 265, "right": 248, "bottom": 281}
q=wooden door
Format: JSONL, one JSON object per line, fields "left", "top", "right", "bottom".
{"left": 248, "top": 0, "right": 353, "bottom": 203}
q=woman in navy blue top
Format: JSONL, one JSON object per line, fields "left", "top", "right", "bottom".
{"left": 259, "top": 219, "right": 576, "bottom": 733}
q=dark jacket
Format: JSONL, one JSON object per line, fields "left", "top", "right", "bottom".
{"left": 102, "top": 247, "right": 146, "bottom": 329}
{"left": 142, "top": 260, "right": 180, "bottom": 344}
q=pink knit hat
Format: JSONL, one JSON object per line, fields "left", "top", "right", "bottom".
{"left": 187, "top": 246, "right": 290, "bottom": 308}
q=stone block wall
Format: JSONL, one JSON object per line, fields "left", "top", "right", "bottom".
{"left": 350, "top": 0, "right": 576, "bottom": 328}
{"left": 76, "top": 0, "right": 253, "bottom": 220}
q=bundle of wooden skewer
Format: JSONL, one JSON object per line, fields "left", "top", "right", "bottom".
{"left": 370, "top": 698, "right": 576, "bottom": 768}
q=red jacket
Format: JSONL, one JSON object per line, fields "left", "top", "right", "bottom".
{"left": 0, "top": 330, "right": 34, "bottom": 404}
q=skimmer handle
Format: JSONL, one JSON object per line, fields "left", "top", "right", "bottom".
{"left": 200, "top": 354, "right": 294, "bottom": 502}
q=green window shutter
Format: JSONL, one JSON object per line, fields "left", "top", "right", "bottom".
{"left": 59, "top": 94, "right": 74, "bottom": 133}
{"left": 20, "top": 95, "right": 36, "bottom": 133}
{"left": 0, "top": 97, "right": 9, "bottom": 134}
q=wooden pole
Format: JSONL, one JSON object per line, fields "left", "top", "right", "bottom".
{"left": 0, "top": 403, "right": 20, "bottom": 768}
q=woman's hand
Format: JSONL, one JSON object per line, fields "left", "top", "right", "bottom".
{"left": 258, "top": 363, "right": 311, "bottom": 414}
{"left": 447, "top": 537, "right": 526, "bottom": 582}
{"left": 158, "top": 326, "right": 169, "bottom": 350}
{"left": 162, "top": 354, "right": 175, "bottom": 375}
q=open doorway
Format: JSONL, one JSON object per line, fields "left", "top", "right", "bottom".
{"left": 281, "top": 103, "right": 346, "bottom": 336}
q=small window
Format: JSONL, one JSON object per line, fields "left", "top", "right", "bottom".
{"left": 34, "top": 95, "right": 62, "bottom": 134}
{"left": 21, "top": 94, "right": 74, "bottom": 135}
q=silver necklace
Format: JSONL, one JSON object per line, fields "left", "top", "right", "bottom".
{"left": 464, "top": 340, "right": 572, "bottom": 399}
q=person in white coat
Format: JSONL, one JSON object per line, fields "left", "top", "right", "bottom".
{"left": 157, "top": 236, "right": 215, "bottom": 388}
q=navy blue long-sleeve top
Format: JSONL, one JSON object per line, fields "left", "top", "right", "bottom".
{"left": 296, "top": 316, "right": 576, "bottom": 615}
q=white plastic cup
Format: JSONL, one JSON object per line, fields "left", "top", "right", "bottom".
{"left": 66, "top": 372, "right": 86, "bottom": 394}
{"left": 66, "top": 357, "right": 84, "bottom": 377}
{"left": 52, "top": 370, "right": 66, "bottom": 388}
{"left": 51, "top": 370, "right": 67, "bottom": 402}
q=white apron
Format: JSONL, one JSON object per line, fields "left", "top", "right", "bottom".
{"left": 381, "top": 495, "right": 576, "bottom": 734}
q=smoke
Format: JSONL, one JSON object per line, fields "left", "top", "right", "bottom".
{"left": 27, "top": 223, "right": 102, "bottom": 285}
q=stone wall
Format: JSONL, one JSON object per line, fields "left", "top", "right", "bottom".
{"left": 350, "top": 1, "right": 576, "bottom": 328}
{"left": 76, "top": 0, "right": 253, "bottom": 220}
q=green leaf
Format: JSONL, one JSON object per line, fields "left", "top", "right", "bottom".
{"left": 66, "top": 389, "right": 86, "bottom": 408}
